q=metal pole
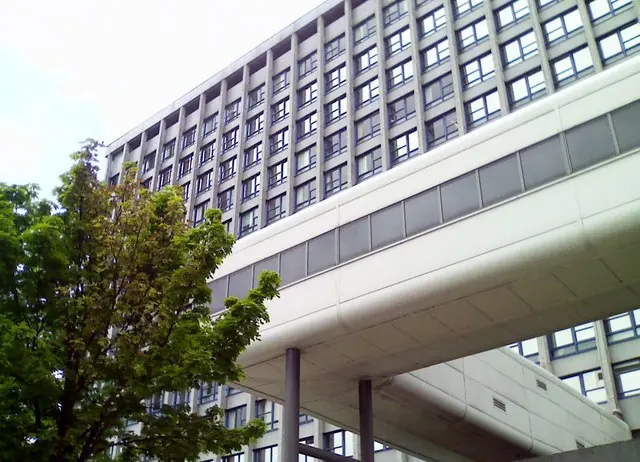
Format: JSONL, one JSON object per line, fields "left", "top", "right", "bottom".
{"left": 282, "top": 348, "right": 300, "bottom": 462}
{"left": 359, "top": 379, "right": 374, "bottom": 462}
{"left": 298, "top": 443, "right": 360, "bottom": 462}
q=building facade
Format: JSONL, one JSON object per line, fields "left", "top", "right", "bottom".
{"left": 104, "top": 0, "right": 640, "bottom": 460}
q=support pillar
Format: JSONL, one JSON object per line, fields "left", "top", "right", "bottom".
{"left": 282, "top": 348, "right": 301, "bottom": 462}
{"left": 359, "top": 379, "right": 374, "bottom": 462}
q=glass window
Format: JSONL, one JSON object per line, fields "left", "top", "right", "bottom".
{"left": 199, "top": 381, "right": 218, "bottom": 404}
{"left": 203, "top": 114, "right": 217, "bottom": 137}
{"left": 355, "top": 47, "right": 379, "bottom": 74}
{"left": 308, "top": 230, "right": 337, "bottom": 275}
{"left": 543, "top": 8, "right": 583, "bottom": 44}
{"left": 390, "top": 130, "right": 420, "bottom": 166}
{"left": 440, "top": 172, "right": 480, "bottom": 221}
{"left": 455, "top": 0, "right": 483, "bottom": 17}
{"left": 520, "top": 135, "right": 566, "bottom": 190}
{"left": 255, "top": 400, "right": 277, "bottom": 431}
{"left": 355, "top": 77, "right": 380, "bottom": 108}
{"left": 324, "top": 163, "right": 348, "bottom": 198}
{"left": 162, "top": 139, "right": 176, "bottom": 161}
{"left": 219, "top": 157, "right": 237, "bottom": 182}
{"left": 325, "top": 129, "right": 347, "bottom": 159}
{"left": 280, "top": 243, "right": 307, "bottom": 285}
{"left": 196, "top": 169, "right": 213, "bottom": 194}
{"left": 355, "top": 113, "right": 381, "bottom": 143}
{"left": 404, "top": 188, "right": 441, "bottom": 236}
{"left": 241, "top": 174, "right": 260, "bottom": 201}
{"left": 225, "top": 99, "right": 241, "bottom": 124}
{"left": 356, "top": 147, "right": 383, "bottom": 183}
{"left": 254, "top": 446, "right": 278, "bottom": 462}
{"left": 142, "top": 151, "right": 156, "bottom": 173}
{"left": 326, "top": 65, "right": 347, "bottom": 92}
{"left": 508, "top": 338, "right": 539, "bottom": 362}
{"left": 387, "top": 59, "right": 414, "bottom": 89}
{"left": 613, "top": 358, "right": 640, "bottom": 399}
{"left": 298, "top": 52, "right": 318, "bottom": 78}
{"left": 508, "top": 69, "right": 546, "bottom": 107}
{"left": 561, "top": 369, "right": 607, "bottom": 404}
{"left": 611, "top": 99, "right": 640, "bottom": 153}
{"left": 221, "top": 454, "right": 245, "bottom": 462}
{"left": 565, "top": 115, "right": 617, "bottom": 172}
{"left": 383, "top": 0, "right": 408, "bottom": 26}
{"left": 388, "top": 93, "right": 416, "bottom": 126}
{"left": 423, "top": 74, "right": 454, "bottom": 108}
{"left": 266, "top": 194, "right": 287, "bottom": 225}
{"left": 371, "top": 203, "right": 404, "bottom": 250}
{"left": 605, "top": 309, "right": 640, "bottom": 343}
{"left": 193, "top": 200, "right": 210, "bottom": 227}
{"left": 222, "top": 127, "right": 239, "bottom": 152}
{"left": 199, "top": 142, "right": 215, "bottom": 165}
{"left": 354, "top": 16, "right": 376, "bottom": 44}
{"left": 598, "top": 23, "right": 640, "bottom": 63}
{"left": 248, "top": 85, "right": 265, "bottom": 109}
{"left": 272, "top": 98, "right": 291, "bottom": 123}
{"left": 270, "top": 127, "right": 289, "bottom": 154}
{"left": 273, "top": 68, "right": 290, "bottom": 94}
{"left": 339, "top": 217, "right": 370, "bottom": 262}
{"left": 458, "top": 19, "right": 489, "bottom": 49}
{"left": 426, "top": 110, "right": 458, "bottom": 147}
{"left": 552, "top": 46, "right": 594, "bottom": 86}
{"left": 479, "top": 154, "right": 522, "bottom": 206}
{"left": 245, "top": 113, "right": 264, "bottom": 138}
{"left": 217, "top": 188, "right": 234, "bottom": 212}
{"left": 420, "top": 7, "right": 446, "bottom": 37}
{"left": 549, "top": 323, "right": 596, "bottom": 358}
{"left": 295, "top": 180, "right": 317, "bottom": 211}
{"left": 157, "top": 167, "right": 172, "bottom": 189}
{"left": 297, "top": 113, "right": 318, "bottom": 139}
{"left": 465, "top": 90, "right": 501, "bottom": 128}
{"left": 422, "top": 39, "right": 450, "bottom": 70}
{"left": 588, "top": 0, "right": 633, "bottom": 22}
{"left": 178, "top": 154, "right": 193, "bottom": 177}
{"left": 501, "top": 30, "right": 539, "bottom": 67}
{"left": 298, "top": 82, "right": 318, "bottom": 108}
{"left": 386, "top": 27, "right": 412, "bottom": 57}
{"left": 461, "top": 53, "right": 495, "bottom": 88}
{"left": 182, "top": 126, "right": 196, "bottom": 150}
{"left": 325, "top": 35, "right": 346, "bottom": 61}
{"left": 225, "top": 406, "right": 247, "bottom": 429}
{"left": 238, "top": 208, "right": 258, "bottom": 237}
{"left": 296, "top": 145, "right": 317, "bottom": 173}
{"left": 496, "top": 0, "right": 530, "bottom": 29}
{"left": 325, "top": 96, "right": 347, "bottom": 125}
{"left": 268, "top": 160, "right": 287, "bottom": 188}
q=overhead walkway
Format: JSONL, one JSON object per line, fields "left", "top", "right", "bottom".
{"left": 209, "top": 56, "right": 640, "bottom": 460}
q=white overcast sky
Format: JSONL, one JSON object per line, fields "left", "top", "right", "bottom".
{"left": 0, "top": 0, "right": 325, "bottom": 198}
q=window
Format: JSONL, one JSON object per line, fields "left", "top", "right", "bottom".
{"left": 355, "top": 113, "right": 381, "bottom": 143}
{"left": 496, "top": 0, "right": 529, "bottom": 29}
{"left": 552, "top": 46, "right": 594, "bottom": 85}
{"left": 242, "top": 175, "right": 260, "bottom": 201}
{"left": 386, "top": 27, "right": 411, "bottom": 57}
{"left": 239, "top": 208, "right": 258, "bottom": 237}
{"left": 598, "top": 23, "right": 640, "bottom": 63}
{"left": 562, "top": 369, "right": 606, "bottom": 404}
{"left": 244, "top": 143, "right": 262, "bottom": 169}
{"left": 268, "top": 160, "right": 288, "bottom": 187}
{"left": 218, "top": 188, "right": 234, "bottom": 212}
{"left": 219, "top": 157, "right": 237, "bottom": 182}
{"left": 171, "top": 390, "right": 190, "bottom": 407}
{"left": 266, "top": 194, "right": 287, "bottom": 224}
{"left": 388, "top": 93, "right": 416, "bottom": 126}
{"left": 162, "top": 139, "right": 175, "bottom": 161}
{"left": 299, "top": 414, "right": 314, "bottom": 424}
{"left": 324, "top": 430, "right": 355, "bottom": 457}
{"left": 355, "top": 78, "right": 380, "bottom": 108}
{"left": 605, "top": 309, "right": 640, "bottom": 343}
{"left": 178, "top": 154, "right": 193, "bottom": 177}
{"left": 193, "top": 200, "right": 210, "bottom": 227}
{"left": 199, "top": 142, "right": 215, "bottom": 165}
{"left": 325, "top": 35, "right": 346, "bottom": 61}
{"left": 461, "top": 53, "right": 495, "bottom": 88}
{"left": 295, "top": 180, "right": 316, "bottom": 211}
{"left": 422, "top": 39, "right": 450, "bottom": 70}
{"left": 325, "top": 163, "right": 348, "bottom": 197}
{"left": 272, "top": 98, "right": 290, "bottom": 123}
{"left": 384, "top": 0, "right": 408, "bottom": 26}
{"left": 613, "top": 358, "right": 640, "bottom": 399}
{"left": 298, "top": 82, "right": 318, "bottom": 108}
{"left": 390, "top": 130, "right": 420, "bottom": 165}
{"left": 588, "top": 0, "right": 633, "bottom": 22}
{"left": 109, "top": 173, "right": 119, "bottom": 186}
{"left": 203, "top": 114, "right": 217, "bottom": 136}
{"left": 222, "top": 127, "right": 239, "bottom": 152}
{"left": 273, "top": 68, "right": 290, "bottom": 94}
{"left": 455, "top": 0, "right": 483, "bottom": 17}
{"left": 226, "top": 387, "right": 242, "bottom": 396}
{"left": 182, "top": 181, "right": 190, "bottom": 201}
{"left": 254, "top": 445, "right": 278, "bottom": 462}
{"left": 549, "top": 323, "right": 596, "bottom": 358}
{"left": 538, "top": 0, "right": 560, "bottom": 8}
{"left": 387, "top": 60, "right": 414, "bottom": 88}
{"left": 544, "top": 9, "right": 583, "bottom": 44}
{"left": 426, "top": 110, "right": 458, "bottom": 147}
{"left": 466, "top": 90, "right": 501, "bottom": 128}
{"left": 424, "top": 74, "right": 454, "bottom": 108}
{"left": 196, "top": 169, "right": 213, "bottom": 194}
{"left": 374, "top": 442, "right": 392, "bottom": 452}
{"left": 355, "top": 47, "right": 378, "bottom": 74}
{"left": 325, "top": 129, "right": 347, "bottom": 158}
{"left": 298, "top": 52, "right": 318, "bottom": 78}
{"left": 225, "top": 99, "right": 241, "bottom": 124}
{"left": 508, "top": 69, "right": 546, "bottom": 107}
{"left": 148, "top": 392, "right": 163, "bottom": 414}
{"left": 248, "top": 85, "right": 265, "bottom": 109}
{"left": 354, "top": 16, "right": 376, "bottom": 44}
{"left": 296, "top": 145, "right": 317, "bottom": 173}
{"left": 502, "top": 31, "right": 538, "bottom": 67}
{"left": 246, "top": 113, "right": 264, "bottom": 138}
{"left": 221, "top": 454, "right": 245, "bottom": 462}
{"left": 200, "top": 382, "right": 218, "bottom": 404}
{"left": 299, "top": 436, "right": 314, "bottom": 462}
{"left": 270, "top": 127, "right": 289, "bottom": 154}
{"left": 143, "top": 152, "right": 155, "bottom": 173}
{"left": 297, "top": 113, "right": 317, "bottom": 139}
{"left": 325, "top": 65, "right": 347, "bottom": 91}
{"left": 420, "top": 7, "right": 446, "bottom": 37}
{"left": 158, "top": 167, "right": 172, "bottom": 189}
{"left": 458, "top": 19, "right": 488, "bottom": 49}
{"left": 325, "top": 96, "right": 347, "bottom": 124}
{"left": 141, "top": 177, "right": 152, "bottom": 189}
{"left": 356, "top": 147, "right": 382, "bottom": 183}
{"left": 508, "top": 338, "right": 539, "bottom": 362}
{"left": 182, "top": 126, "right": 196, "bottom": 150}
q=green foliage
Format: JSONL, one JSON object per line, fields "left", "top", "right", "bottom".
{"left": 0, "top": 140, "right": 280, "bottom": 462}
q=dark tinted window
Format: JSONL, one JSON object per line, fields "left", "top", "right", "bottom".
{"left": 566, "top": 116, "right": 616, "bottom": 172}
{"left": 479, "top": 154, "right": 522, "bottom": 206}
{"left": 371, "top": 203, "right": 404, "bottom": 250}
{"left": 611, "top": 100, "right": 640, "bottom": 153}
{"left": 441, "top": 172, "right": 480, "bottom": 222}
{"left": 404, "top": 188, "right": 441, "bottom": 236}
{"left": 520, "top": 135, "right": 566, "bottom": 190}
{"left": 308, "top": 231, "right": 337, "bottom": 275}
{"left": 280, "top": 243, "right": 307, "bottom": 286}
{"left": 253, "top": 255, "right": 279, "bottom": 288}
{"left": 228, "top": 267, "right": 253, "bottom": 299}
{"left": 339, "top": 217, "right": 371, "bottom": 263}
{"left": 210, "top": 277, "right": 228, "bottom": 313}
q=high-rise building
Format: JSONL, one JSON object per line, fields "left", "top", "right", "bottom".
{"left": 104, "top": 0, "right": 640, "bottom": 460}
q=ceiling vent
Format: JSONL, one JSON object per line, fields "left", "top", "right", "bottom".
{"left": 493, "top": 397, "right": 507, "bottom": 412}
{"left": 536, "top": 379, "right": 548, "bottom": 391}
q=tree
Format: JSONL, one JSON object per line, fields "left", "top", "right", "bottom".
{"left": 0, "top": 140, "right": 280, "bottom": 462}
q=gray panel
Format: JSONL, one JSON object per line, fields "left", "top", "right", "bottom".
{"left": 566, "top": 116, "right": 617, "bottom": 172}
{"left": 228, "top": 267, "right": 253, "bottom": 299}
{"left": 371, "top": 202, "right": 404, "bottom": 250}
{"left": 520, "top": 135, "right": 566, "bottom": 190}
{"left": 253, "top": 255, "right": 279, "bottom": 288}
{"left": 479, "top": 154, "right": 522, "bottom": 207}
{"left": 339, "top": 216, "right": 371, "bottom": 263}
{"left": 280, "top": 243, "right": 307, "bottom": 286}
{"left": 441, "top": 172, "right": 481, "bottom": 222}
{"left": 308, "top": 230, "right": 337, "bottom": 275}
{"left": 209, "top": 276, "right": 228, "bottom": 313}
{"left": 611, "top": 99, "right": 640, "bottom": 153}
{"left": 404, "top": 188, "right": 441, "bottom": 236}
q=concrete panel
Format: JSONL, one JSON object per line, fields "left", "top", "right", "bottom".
{"left": 517, "top": 439, "right": 640, "bottom": 461}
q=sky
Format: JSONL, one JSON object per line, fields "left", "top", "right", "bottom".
{"left": 0, "top": 0, "right": 326, "bottom": 199}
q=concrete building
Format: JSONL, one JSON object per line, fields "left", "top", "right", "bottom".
{"left": 104, "top": 0, "right": 640, "bottom": 460}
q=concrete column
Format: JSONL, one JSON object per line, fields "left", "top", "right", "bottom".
{"left": 286, "top": 33, "right": 300, "bottom": 216}
{"left": 373, "top": 0, "right": 392, "bottom": 171}
{"left": 482, "top": 2, "right": 510, "bottom": 115}
{"left": 525, "top": 0, "right": 555, "bottom": 96}
{"left": 257, "top": 50, "right": 274, "bottom": 226}
{"left": 441, "top": 0, "right": 467, "bottom": 135}
{"left": 230, "top": 64, "right": 252, "bottom": 234}
{"left": 575, "top": 0, "right": 604, "bottom": 72}
{"left": 359, "top": 379, "right": 374, "bottom": 462}
{"left": 185, "top": 93, "right": 207, "bottom": 214}
{"left": 594, "top": 320, "right": 622, "bottom": 415}
{"left": 406, "top": 0, "right": 427, "bottom": 155}
{"left": 536, "top": 335, "right": 553, "bottom": 373}
{"left": 344, "top": 0, "right": 357, "bottom": 188}
{"left": 209, "top": 79, "right": 228, "bottom": 212}
{"left": 282, "top": 348, "right": 301, "bottom": 462}
{"left": 315, "top": 14, "right": 328, "bottom": 199}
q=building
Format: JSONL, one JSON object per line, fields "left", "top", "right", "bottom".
{"left": 104, "top": 0, "right": 640, "bottom": 460}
